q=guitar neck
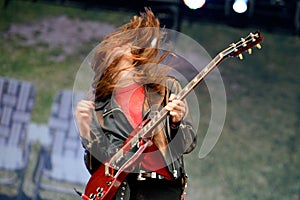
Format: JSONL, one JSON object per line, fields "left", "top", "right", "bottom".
{"left": 109, "top": 31, "right": 263, "bottom": 168}
{"left": 176, "top": 54, "right": 224, "bottom": 101}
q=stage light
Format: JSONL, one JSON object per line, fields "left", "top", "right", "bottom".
{"left": 183, "top": 0, "right": 206, "bottom": 10}
{"left": 233, "top": 0, "right": 248, "bottom": 13}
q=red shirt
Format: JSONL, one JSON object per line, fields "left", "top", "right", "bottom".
{"left": 115, "top": 83, "right": 173, "bottom": 180}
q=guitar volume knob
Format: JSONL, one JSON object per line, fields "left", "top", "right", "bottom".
{"left": 106, "top": 181, "right": 112, "bottom": 186}
{"left": 89, "top": 193, "right": 96, "bottom": 199}
{"left": 97, "top": 192, "right": 104, "bottom": 198}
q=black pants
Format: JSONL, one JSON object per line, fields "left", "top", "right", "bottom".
{"left": 123, "top": 175, "right": 183, "bottom": 200}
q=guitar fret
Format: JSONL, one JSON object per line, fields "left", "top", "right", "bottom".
{"left": 179, "top": 55, "right": 223, "bottom": 101}
{"left": 144, "top": 124, "right": 150, "bottom": 132}
{"left": 131, "top": 136, "right": 138, "bottom": 146}
{"left": 138, "top": 129, "right": 144, "bottom": 138}
{"left": 149, "top": 120, "right": 153, "bottom": 127}
{"left": 156, "top": 112, "right": 161, "bottom": 118}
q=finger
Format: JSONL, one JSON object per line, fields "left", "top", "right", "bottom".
{"left": 169, "top": 94, "right": 177, "bottom": 101}
{"left": 77, "top": 113, "right": 92, "bottom": 118}
{"left": 175, "top": 102, "right": 186, "bottom": 113}
{"left": 170, "top": 99, "right": 184, "bottom": 106}
{"left": 169, "top": 103, "right": 185, "bottom": 118}
{"left": 170, "top": 111, "right": 180, "bottom": 118}
{"left": 77, "top": 101, "right": 94, "bottom": 111}
{"left": 167, "top": 101, "right": 185, "bottom": 112}
{"left": 169, "top": 111, "right": 183, "bottom": 123}
{"left": 165, "top": 103, "right": 174, "bottom": 111}
{"left": 78, "top": 106, "right": 93, "bottom": 113}
{"left": 80, "top": 100, "right": 95, "bottom": 108}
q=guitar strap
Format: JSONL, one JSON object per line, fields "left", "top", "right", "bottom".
{"left": 144, "top": 85, "right": 168, "bottom": 157}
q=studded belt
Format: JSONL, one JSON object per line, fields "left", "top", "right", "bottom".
{"left": 137, "top": 171, "right": 165, "bottom": 181}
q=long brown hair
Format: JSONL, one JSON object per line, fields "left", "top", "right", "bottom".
{"left": 92, "top": 8, "right": 171, "bottom": 102}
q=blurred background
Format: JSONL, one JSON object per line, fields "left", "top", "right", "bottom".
{"left": 0, "top": 0, "right": 299, "bottom": 199}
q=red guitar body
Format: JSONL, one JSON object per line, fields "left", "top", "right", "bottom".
{"left": 84, "top": 164, "right": 128, "bottom": 200}
{"left": 84, "top": 139, "right": 151, "bottom": 200}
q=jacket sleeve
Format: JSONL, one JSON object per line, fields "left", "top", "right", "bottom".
{"left": 166, "top": 78, "right": 197, "bottom": 155}
{"left": 81, "top": 110, "right": 118, "bottom": 174}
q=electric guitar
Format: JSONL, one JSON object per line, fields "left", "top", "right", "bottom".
{"left": 77, "top": 31, "right": 263, "bottom": 200}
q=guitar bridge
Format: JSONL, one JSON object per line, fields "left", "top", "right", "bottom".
{"left": 105, "top": 162, "right": 111, "bottom": 177}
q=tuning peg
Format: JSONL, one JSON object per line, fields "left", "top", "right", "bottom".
{"left": 247, "top": 48, "right": 252, "bottom": 54}
{"left": 241, "top": 38, "right": 247, "bottom": 47}
{"left": 256, "top": 43, "right": 262, "bottom": 49}
{"left": 238, "top": 54, "right": 243, "bottom": 60}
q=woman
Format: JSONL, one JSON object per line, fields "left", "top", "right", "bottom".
{"left": 75, "top": 8, "right": 197, "bottom": 200}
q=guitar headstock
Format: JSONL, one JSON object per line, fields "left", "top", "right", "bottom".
{"left": 222, "top": 31, "right": 263, "bottom": 59}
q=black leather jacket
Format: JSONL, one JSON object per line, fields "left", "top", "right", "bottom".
{"left": 82, "top": 77, "right": 197, "bottom": 180}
